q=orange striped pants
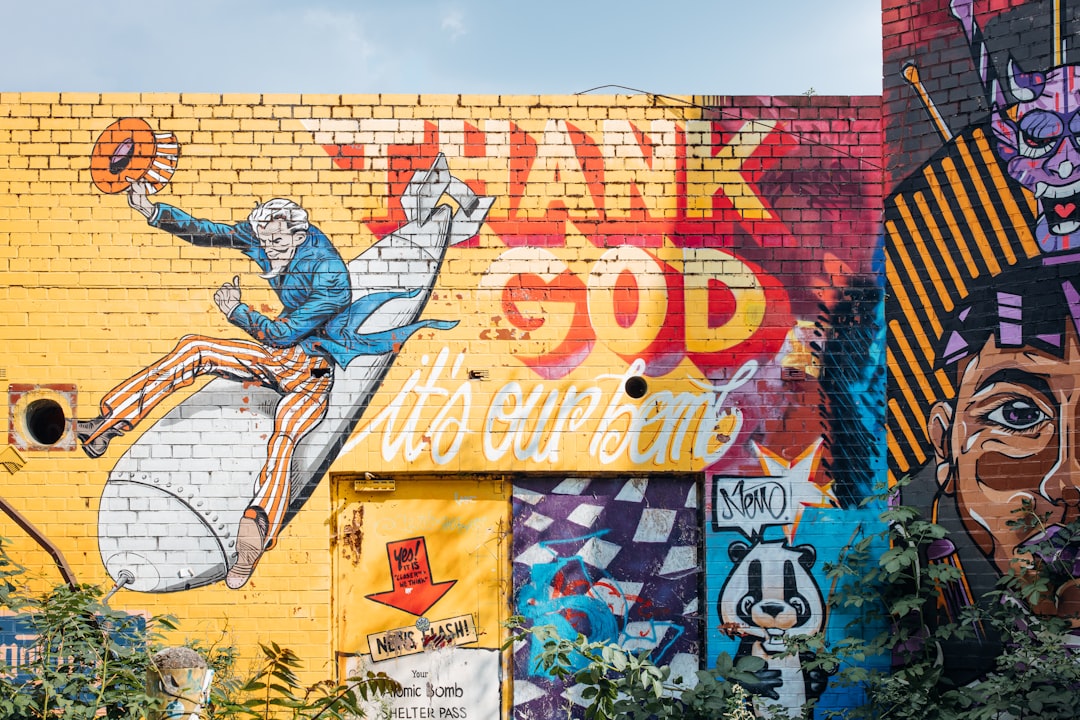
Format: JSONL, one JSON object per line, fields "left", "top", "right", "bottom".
{"left": 87, "top": 334, "right": 333, "bottom": 547}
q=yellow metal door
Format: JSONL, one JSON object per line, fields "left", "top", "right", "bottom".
{"left": 333, "top": 475, "right": 509, "bottom": 718}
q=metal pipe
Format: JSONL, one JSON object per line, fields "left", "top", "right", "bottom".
{"left": 0, "top": 493, "right": 77, "bottom": 588}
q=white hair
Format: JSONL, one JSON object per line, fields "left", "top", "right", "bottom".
{"left": 248, "top": 198, "right": 309, "bottom": 234}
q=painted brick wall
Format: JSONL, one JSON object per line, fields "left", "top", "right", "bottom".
{"left": 885, "top": 0, "right": 1080, "bottom": 686}
{"left": 0, "top": 93, "right": 882, "bottom": 717}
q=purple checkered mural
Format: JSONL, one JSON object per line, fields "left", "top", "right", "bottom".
{"left": 510, "top": 475, "right": 700, "bottom": 718}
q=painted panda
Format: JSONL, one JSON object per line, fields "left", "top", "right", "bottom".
{"left": 718, "top": 539, "right": 830, "bottom": 714}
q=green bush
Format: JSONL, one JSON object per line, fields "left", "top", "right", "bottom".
{"left": 0, "top": 548, "right": 172, "bottom": 719}
{"left": 0, "top": 538, "right": 398, "bottom": 720}
{"left": 803, "top": 484, "right": 1080, "bottom": 719}
{"left": 206, "top": 640, "right": 399, "bottom": 720}
{"left": 505, "top": 619, "right": 769, "bottom": 720}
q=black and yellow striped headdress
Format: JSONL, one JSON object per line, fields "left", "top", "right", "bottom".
{"left": 885, "top": 124, "right": 1041, "bottom": 483}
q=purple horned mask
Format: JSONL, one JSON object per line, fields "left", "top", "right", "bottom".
{"left": 947, "top": 0, "right": 1080, "bottom": 253}
{"left": 991, "top": 63, "right": 1080, "bottom": 245}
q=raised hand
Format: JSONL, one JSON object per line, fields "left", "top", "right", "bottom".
{"left": 214, "top": 275, "right": 242, "bottom": 317}
{"left": 127, "top": 180, "right": 155, "bottom": 219}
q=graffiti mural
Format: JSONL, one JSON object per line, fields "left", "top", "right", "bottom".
{"left": 0, "top": 90, "right": 883, "bottom": 716}
{"left": 705, "top": 438, "right": 886, "bottom": 717}
{"left": 511, "top": 475, "right": 699, "bottom": 717}
{"left": 85, "top": 130, "right": 494, "bottom": 592}
{"left": 316, "top": 106, "right": 882, "bottom": 478}
{"left": 717, "top": 539, "right": 829, "bottom": 711}
{"left": 692, "top": 104, "right": 886, "bottom": 715}
{"left": 886, "top": 0, "right": 1080, "bottom": 683}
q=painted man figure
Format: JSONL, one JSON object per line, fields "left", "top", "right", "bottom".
{"left": 904, "top": 254, "right": 1080, "bottom": 683}
{"left": 77, "top": 180, "right": 452, "bottom": 589}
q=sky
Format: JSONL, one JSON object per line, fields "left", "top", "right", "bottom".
{"left": 0, "top": 0, "right": 882, "bottom": 97}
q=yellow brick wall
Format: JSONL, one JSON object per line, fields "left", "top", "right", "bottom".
{"left": 0, "top": 93, "right": 883, "bottom": 692}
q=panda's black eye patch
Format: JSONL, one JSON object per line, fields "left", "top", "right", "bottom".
{"left": 749, "top": 559, "right": 762, "bottom": 597}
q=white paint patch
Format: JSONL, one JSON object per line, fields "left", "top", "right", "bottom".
{"left": 633, "top": 508, "right": 677, "bottom": 543}
{"left": 577, "top": 537, "right": 621, "bottom": 569}
{"left": 514, "top": 543, "right": 557, "bottom": 567}
{"left": 668, "top": 653, "right": 700, "bottom": 688}
{"left": 512, "top": 680, "right": 547, "bottom": 705}
{"left": 523, "top": 511, "right": 554, "bottom": 532}
{"left": 551, "top": 477, "right": 592, "bottom": 495}
{"left": 615, "top": 477, "right": 648, "bottom": 502}
{"left": 512, "top": 488, "right": 545, "bottom": 505}
{"left": 567, "top": 503, "right": 604, "bottom": 528}
{"left": 684, "top": 483, "right": 698, "bottom": 508}
{"left": 659, "top": 545, "right": 697, "bottom": 576}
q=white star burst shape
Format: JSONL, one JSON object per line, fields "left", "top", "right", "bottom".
{"left": 752, "top": 438, "right": 836, "bottom": 542}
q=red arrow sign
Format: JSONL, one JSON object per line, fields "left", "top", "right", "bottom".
{"left": 366, "top": 537, "right": 457, "bottom": 616}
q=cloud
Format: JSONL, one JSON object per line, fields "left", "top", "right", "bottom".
{"left": 441, "top": 7, "right": 466, "bottom": 41}
{"left": 299, "top": 8, "right": 378, "bottom": 64}
{"left": 273, "top": 6, "right": 392, "bottom": 90}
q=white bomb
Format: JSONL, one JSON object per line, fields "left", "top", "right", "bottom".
{"left": 98, "top": 155, "right": 494, "bottom": 592}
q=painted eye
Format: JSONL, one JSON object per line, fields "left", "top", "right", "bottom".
{"left": 985, "top": 399, "right": 1051, "bottom": 431}
{"left": 738, "top": 596, "right": 756, "bottom": 616}
{"left": 790, "top": 595, "right": 808, "bottom": 616}
{"left": 1018, "top": 110, "right": 1064, "bottom": 158}
{"left": 1023, "top": 133, "right": 1056, "bottom": 149}
{"left": 1020, "top": 130, "right": 1060, "bottom": 158}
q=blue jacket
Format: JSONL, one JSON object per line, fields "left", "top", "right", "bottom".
{"left": 149, "top": 204, "right": 455, "bottom": 367}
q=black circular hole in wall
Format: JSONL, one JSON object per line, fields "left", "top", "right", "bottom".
{"left": 624, "top": 376, "right": 648, "bottom": 399}
{"left": 25, "top": 398, "right": 67, "bottom": 446}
